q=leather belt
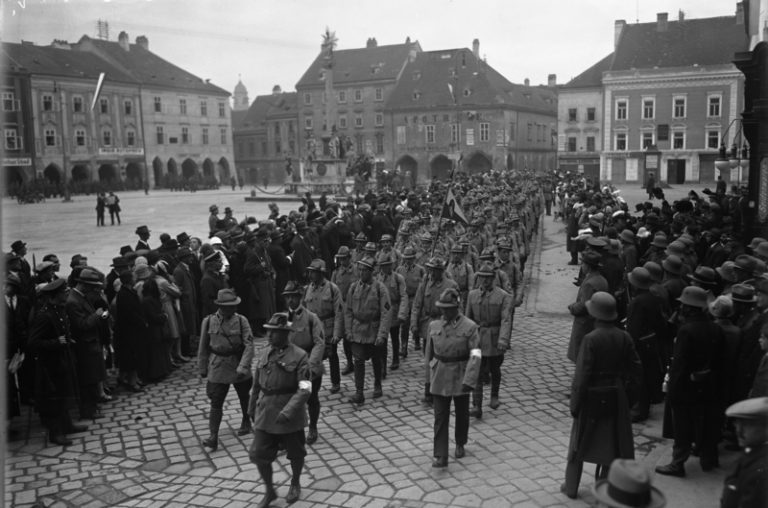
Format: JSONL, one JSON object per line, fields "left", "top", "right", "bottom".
{"left": 261, "top": 386, "right": 297, "bottom": 396}
{"left": 434, "top": 353, "right": 469, "bottom": 363}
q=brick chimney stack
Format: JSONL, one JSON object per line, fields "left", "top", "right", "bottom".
{"left": 118, "top": 31, "right": 129, "bottom": 51}
{"left": 136, "top": 35, "right": 148, "bottom": 50}
{"left": 614, "top": 20, "right": 626, "bottom": 48}
{"left": 548, "top": 74, "right": 557, "bottom": 87}
{"left": 657, "top": 12, "right": 668, "bottom": 32}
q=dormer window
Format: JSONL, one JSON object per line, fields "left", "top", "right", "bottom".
{"left": 463, "top": 89, "right": 472, "bottom": 97}
{"left": 412, "top": 90, "right": 422, "bottom": 101}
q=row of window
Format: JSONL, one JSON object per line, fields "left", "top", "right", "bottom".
{"left": 171, "top": 98, "right": 227, "bottom": 117}
{"left": 304, "top": 88, "right": 384, "bottom": 106}
{"left": 155, "top": 126, "right": 228, "bottom": 145}
{"left": 4, "top": 126, "right": 138, "bottom": 149}
{"left": 610, "top": 129, "right": 721, "bottom": 151}
{"left": 237, "top": 139, "right": 298, "bottom": 158}
{"left": 567, "top": 107, "right": 597, "bottom": 122}
{"left": 394, "top": 123, "right": 494, "bottom": 145}
{"left": 566, "top": 136, "right": 597, "bottom": 152}
{"left": 36, "top": 92, "right": 227, "bottom": 118}
{"left": 614, "top": 94, "right": 720, "bottom": 121}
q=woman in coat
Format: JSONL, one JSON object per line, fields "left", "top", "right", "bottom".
{"left": 139, "top": 277, "right": 171, "bottom": 382}
{"left": 114, "top": 271, "right": 146, "bottom": 391}
{"left": 562, "top": 292, "right": 642, "bottom": 499}
{"left": 154, "top": 263, "right": 185, "bottom": 365}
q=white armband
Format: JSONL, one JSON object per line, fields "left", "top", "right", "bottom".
{"left": 298, "top": 380, "right": 312, "bottom": 392}
{"left": 470, "top": 348, "right": 482, "bottom": 358}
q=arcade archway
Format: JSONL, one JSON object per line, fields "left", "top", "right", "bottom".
{"left": 202, "top": 158, "right": 214, "bottom": 178}
{"left": 218, "top": 157, "right": 230, "bottom": 181}
{"left": 72, "top": 164, "right": 89, "bottom": 182}
{"left": 152, "top": 157, "right": 163, "bottom": 187}
{"left": 126, "top": 162, "right": 143, "bottom": 187}
{"left": 466, "top": 151, "right": 492, "bottom": 173}
{"left": 167, "top": 158, "right": 178, "bottom": 175}
{"left": 396, "top": 155, "right": 418, "bottom": 186}
{"left": 429, "top": 154, "right": 452, "bottom": 181}
{"left": 182, "top": 158, "right": 198, "bottom": 179}
{"left": 98, "top": 163, "right": 118, "bottom": 183}
{"left": 44, "top": 163, "right": 62, "bottom": 184}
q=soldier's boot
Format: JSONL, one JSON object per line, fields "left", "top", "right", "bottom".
{"left": 203, "top": 409, "right": 222, "bottom": 451}
{"left": 470, "top": 392, "right": 483, "bottom": 419}
{"left": 236, "top": 416, "right": 251, "bottom": 436}
{"left": 489, "top": 395, "right": 500, "bottom": 410}
{"left": 255, "top": 462, "right": 277, "bottom": 508}
{"left": 421, "top": 383, "right": 433, "bottom": 407}
{"left": 286, "top": 459, "right": 303, "bottom": 504}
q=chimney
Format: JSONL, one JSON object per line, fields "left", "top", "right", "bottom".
{"left": 548, "top": 74, "right": 557, "bottom": 87}
{"left": 472, "top": 38, "right": 480, "bottom": 58}
{"left": 405, "top": 36, "right": 411, "bottom": 44}
{"left": 678, "top": 9, "right": 685, "bottom": 22}
{"left": 409, "top": 46, "right": 418, "bottom": 62}
{"left": 366, "top": 37, "right": 378, "bottom": 48}
{"left": 272, "top": 85, "right": 282, "bottom": 95}
{"left": 657, "top": 12, "right": 668, "bottom": 32}
{"left": 736, "top": 2, "right": 744, "bottom": 25}
{"left": 135, "top": 35, "right": 148, "bottom": 50}
{"left": 524, "top": 78, "right": 530, "bottom": 87}
{"left": 614, "top": 19, "right": 626, "bottom": 48}
{"left": 118, "top": 31, "right": 129, "bottom": 51}
{"left": 51, "top": 39, "right": 71, "bottom": 50}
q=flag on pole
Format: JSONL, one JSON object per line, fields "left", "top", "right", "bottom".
{"left": 441, "top": 187, "right": 468, "bottom": 225}
{"left": 90, "top": 72, "right": 106, "bottom": 111}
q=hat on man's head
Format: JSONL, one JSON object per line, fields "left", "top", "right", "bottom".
{"left": 476, "top": 262, "right": 495, "bottom": 277}
{"left": 643, "top": 262, "right": 663, "bottom": 283}
{"left": 628, "top": 267, "right": 654, "bottom": 290}
{"left": 401, "top": 246, "right": 417, "bottom": 259}
{"left": 209, "top": 237, "right": 223, "bottom": 246}
{"left": 380, "top": 234, "right": 394, "bottom": 243}
{"left": 307, "top": 259, "right": 326, "bottom": 273}
{"left": 678, "top": 286, "right": 709, "bottom": 309}
{"left": 357, "top": 256, "right": 376, "bottom": 270}
{"left": 119, "top": 245, "right": 133, "bottom": 256}
{"left": 133, "top": 264, "right": 153, "bottom": 280}
{"left": 478, "top": 248, "right": 495, "bottom": 261}
{"left": 748, "top": 237, "right": 767, "bottom": 251}
{"left": 425, "top": 257, "right": 446, "bottom": 270}
{"left": 716, "top": 261, "right": 739, "bottom": 283}
{"left": 364, "top": 242, "right": 377, "bottom": 253}
{"left": 77, "top": 268, "right": 104, "bottom": 287}
{"left": 176, "top": 232, "right": 190, "bottom": 245}
{"left": 451, "top": 244, "right": 464, "bottom": 254}
{"left": 497, "top": 239, "right": 513, "bottom": 251}
{"left": 586, "top": 292, "right": 618, "bottom": 321}
{"left": 688, "top": 266, "right": 717, "bottom": 287}
{"left": 295, "top": 221, "right": 308, "bottom": 231}
{"left": 10, "top": 240, "right": 25, "bottom": 252}
{"left": 204, "top": 251, "right": 221, "bottom": 263}
{"left": 282, "top": 281, "right": 302, "bottom": 296}
{"left": 264, "top": 312, "right": 293, "bottom": 331}
{"left": 662, "top": 255, "right": 684, "bottom": 276}
{"left": 592, "top": 458, "right": 666, "bottom": 508}
{"left": 725, "top": 397, "right": 768, "bottom": 421}
{"left": 110, "top": 256, "right": 130, "bottom": 268}
{"left": 214, "top": 288, "right": 241, "bottom": 306}
{"left": 355, "top": 232, "right": 367, "bottom": 242}
{"left": 176, "top": 247, "right": 195, "bottom": 261}
{"left": 335, "top": 246, "right": 350, "bottom": 258}
{"left": 666, "top": 241, "right": 686, "bottom": 257}
{"left": 586, "top": 236, "right": 607, "bottom": 249}
{"left": 209, "top": 204, "right": 218, "bottom": 213}
{"left": 709, "top": 295, "right": 734, "bottom": 319}
{"left": 620, "top": 229, "right": 636, "bottom": 244}
{"left": 580, "top": 250, "right": 602, "bottom": 268}
{"left": 651, "top": 234, "right": 668, "bottom": 249}
{"left": 435, "top": 288, "right": 461, "bottom": 308}
{"left": 35, "top": 261, "right": 54, "bottom": 273}
{"left": 135, "top": 225, "right": 150, "bottom": 236}
{"left": 756, "top": 241, "right": 768, "bottom": 260}
{"left": 39, "top": 278, "right": 67, "bottom": 295}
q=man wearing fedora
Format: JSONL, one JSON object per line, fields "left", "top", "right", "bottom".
{"left": 734, "top": 279, "right": 768, "bottom": 405}
{"left": 173, "top": 247, "right": 199, "bottom": 358}
{"left": 563, "top": 292, "right": 641, "bottom": 499}
{"left": 465, "top": 262, "right": 513, "bottom": 418}
{"left": 208, "top": 205, "right": 219, "bottom": 238}
{"left": 200, "top": 251, "right": 228, "bottom": 318}
{"left": 66, "top": 268, "right": 109, "bottom": 420}
{"left": 343, "top": 255, "right": 391, "bottom": 404}
{"left": 720, "top": 396, "right": 768, "bottom": 508}
{"left": 281, "top": 280, "right": 324, "bottom": 444}
{"left": 198, "top": 289, "right": 255, "bottom": 451}
{"left": 135, "top": 225, "right": 151, "bottom": 251}
{"left": 248, "top": 313, "right": 312, "bottom": 507}
{"left": 656, "top": 286, "right": 726, "bottom": 477}
{"left": 290, "top": 221, "right": 314, "bottom": 285}
{"left": 592, "top": 458, "right": 666, "bottom": 508}
{"left": 411, "top": 257, "right": 458, "bottom": 366}
{"left": 425, "top": 288, "right": 481, "bottom": 468}
{"left": 567, "top": 250, "right": 608, "bottom": 363}
{"left": 105, "top": 256, "right": 130, "bottom": 304}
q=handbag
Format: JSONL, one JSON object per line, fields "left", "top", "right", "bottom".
{"left": 8, "top": 351, "right": 24, "bottom": 374}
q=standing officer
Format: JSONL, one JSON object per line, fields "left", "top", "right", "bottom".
{"left": 395, "top": 246, "right": 425, "bottom": 358}
{"left": 198, "top": 289, "right": 255, "bottom": 451}
{"left": 425, "top": 288, "right": 481, "bottom": 468}
{"left": 248, "top": 312, "right": 312, "bottom": 508}
{"left": 343, "top": 255, "right": 391, "bottom": 404}
{"left": 283, "top": 281, "right": 324, "bottom": 444}
{"left": 376, "top": 254, "right": 408, "bottom": 375}
{"left": 465, "top": 262, "right": 513, "bottom": 418}
{"left": 331, "top": 246, "right": 356, "bottom": 376}
{"left": 303, "top": 259, "right": 344, "bottom": 394}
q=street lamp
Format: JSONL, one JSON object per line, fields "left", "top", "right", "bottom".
{"left": 715, "top": 118, "right": 750, "bottom": 185}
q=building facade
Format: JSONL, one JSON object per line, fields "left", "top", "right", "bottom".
{"left": 2, "top": 65, "right": 35, "bottom": 191}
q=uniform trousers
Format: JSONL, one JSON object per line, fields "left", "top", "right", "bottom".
{"left": 325, "top": 343, "right": 340, "bottom": 386}
{"left": 206, "top": 378, "right": 252, "bottom": 430}
{"left": 308, "top": 375, "right": 322, "bottom": 429}
{"left": 433, "top": 394, "right": 469, "bottom": 459}
{"left": 350, "top": 342, "right": 382, "bottom": 393}
{"left": 249, "top": 429, "right": 306, "bottom": 465}
{"left": 473, "top": 355, "right": 504, "bottom": 404}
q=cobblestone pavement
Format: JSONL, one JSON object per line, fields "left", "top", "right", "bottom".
{"left": 4, "top": 188, "right": 732, "bottom": 507}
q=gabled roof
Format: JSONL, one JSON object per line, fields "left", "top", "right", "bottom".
{"left": 611, "top": 16, "right": 748, "bottom": 70}
{"left": 1, "top": 41, "right": 138, "bottom": 84}
{"left": 74, "top": 35, "right": 229, "bottom": 95}
{"left": 563, "top": 53, "right": 613, "bottom": 88}
{"left": 386, "top": 48, "right": 556, "bottom": 114}
{"left": 235, "top": 92, "right": 297, "bottom": 132}
{"left": 296, "top": 41, "right": 417, "bottom": 88}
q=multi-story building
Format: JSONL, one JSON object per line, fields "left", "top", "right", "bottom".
{"left": 232, "top": 86, "right": 298, "bottom": 185}
{"left": 74, "top": 32, "right": 234, "bottom": 188}
{"left": 2, "top": 41, "right": 143, "bottom": 190}
{"left": 600, "top": 9, "right": 749, "bottom": 185}
{"left": 2, "top": 54, "right": 35, "bottom": 190}
{"left": 386, "top": 40, "right": 557, "bottom": 184}
{"left": 295, "top": 37, "right": 421, "bottom": 177}
{"left": 557, "top": 53, "right": 612, "bottom": 182}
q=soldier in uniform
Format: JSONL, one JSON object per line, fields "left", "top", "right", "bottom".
{"left": 425, "top": 288, "right": 481, "bottom": 468}
{"left": 343, "top": 256, "right": 391, "bottom": 404}
{"left": 446, "top": 245, "right": 474, "bottom": 306}
{"left": 248, "top": 312, "right": 312, "bottom": 508}
{"left": 351, "top": 233, "right": 368, "bottom": 266}
{"left": 720, "top": 397, "right": 768, "bottom": 508}
{"left": 396, "top": 246, "right": 426, "bottom": 358}
{"left": 379, "top": 234, "right": 400, "bottom": 268}
{"left": 496, "top": 239, "right": 523, "bottom": 308}
{"left": 465, "top": 262, "right": 514, "bottom": 418}
{"left": 198, "top": 289, "right": 255, "bottom": 451}
{"left": 411, "top": 257, "right": 459, "bottom": 405}
{"left": 283, "top": 280, "right": 325, "bottom": 445}
{"left": 471, "top": 248, "right": 511, "bottom": 293}
{"left": 303, "top": 260, "right": 344, "bottom": 395}
{"left": 376, "top": 254, "right": 408, "bottom": 375}
{"left": 331, "top": 246, "right": 356, "bottom": 376}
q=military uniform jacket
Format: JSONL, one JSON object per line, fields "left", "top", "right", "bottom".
{"left": 721, "top": 443, "right": 767, "bottom": 508}
{"left": 303, "top": 280, "right": 343, "bottom": 340}
{"left": 471, "top": 269, "right": 512, "bottom": 294}
{"left": 496, "top": 259, "right": 522, "bottom": 305}
{"left": 445, "top": 261, "right": 474, "bottom": 296}
{"left": 395, "top": 262, "right": 426, "bottom": 297}
{"left": 249, "top": 344, "right": 310, "bottom": 434}
{"left": 344, "top": 279, "right": 391, "bottom": 345}
{"left": 376, "top": 271, "right": 409, "bottom": 325}
{"left": 567, "top": 271, "right": 609, "bottom": 362}
{"left": 331, "top": 264, "right": 355, "bottom": 301}
{"left": 198, "top": 311, "right": 254, "bottom": 384}
{"left": 465, "top": 287, "right": 513, "bottom": 357}
{"left": 411, "top": 277, "right": 459, "bottom": 337}
{"left": 287, "top": 306, "right": 325, "bottom": 379}
{"left": 668, "top": 313, "right": 726, "bottom": 405}
{"left": 425, "top": 315, "right": 480, "bottom": 396}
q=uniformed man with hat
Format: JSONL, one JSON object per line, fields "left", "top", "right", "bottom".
{"left": 720, "top": 396, "right": 768, "bottom": 508}
{"left": 395, "top": 246, "right": 426, "bottom": 358}
{"left": 343, "top": 255, "right": 391, "bottom": 404}
{"left": 425, "top": 288, "right": 481, "bottom": 468}
{"left": 208, "top": 205, "right": 220, "bottom": 238}
{"left": 591, "top": 458, "right": 666, "bottom": 507}
{"left": 465, "top": 262, "right": 513, "bottom": 417}
{"left": 471, "top": 248, "right": 511, "bottom": 293}
{"left": 446, "top": 245, "right": 474, "bottom": 306}
{"left": 331, "top": 246, "right": 356, "bottom": 376}
{"left": 248, "top": 312, "right": 312, "bottom": 508}
{"left": 496, "top": 239, "right": 523, "bottom": 308}
{"left": 376, "top": 253, "right": 408, "bottom": 375}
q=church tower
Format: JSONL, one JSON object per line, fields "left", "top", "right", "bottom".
{"left": 233, "top": 76, "right": 249, "bottom": 111}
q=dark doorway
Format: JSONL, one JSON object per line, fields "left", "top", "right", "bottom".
{"left": 167, "top": 158, "right": 178, "bottom": 175}
{"left": 5, "top": 167, "right": 24, "bottom": 188}
{"left": 202, "top": 158, "right": 214, "bottom": 178}
{"left": 247, "top": 167, "right": 258, "bottom": 184}
{"left": 152, "top": 157, "right": 163, "bottom": 188}
{"left": 396, "top": 155, "right": 418, "bottom": 186}
{"left": 466, "top": 151, "right": 492, "bottom": 173}
{"left": 44, "top": 163, "right": 62, "bottom": 184}
{"left": 430, "top": 154, "right": 452, "bottom": 181}
{"left": 126, "top": 162, "right": 143, "bottom": 187}
{"left": 72, "top": 164, "right": 89, "bottom": 182}
{"left": 667, "top": 159, "right": 686, "bottom": 184}
{"left": 182, "top": 158, "right": 198, "bottom": 179}
{"left": 98, "top": 164, "right": 118, "bottom": 183}
{"left": 219, "top": 157, "right": 230, "bottom": 181}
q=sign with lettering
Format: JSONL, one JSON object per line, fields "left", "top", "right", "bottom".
{"left": 3, "top": 157, "right": 31, "bottom": 166}
{"left": 466, "top": 128, "right": 474, "bottom": 146}
{"left": 98, "top": 147, "right": 144, "bottom": 156}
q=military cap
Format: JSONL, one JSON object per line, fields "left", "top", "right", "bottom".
{"left": 435, "top": 288, "right": 461, "bottom": 308}
{"left": 307, "top": 259, "right": 326, "bottom": 272}
{"left": 726, "top": 397, "right": 768, "bottom": 421}
{"left": 357, "top": 256, "right": 376, "bottom": 270}
{"left": 264, "top": 312, "right": 293, "bottom": 331}
{"left": 451, "top": 245, "right": 464, "bottom": 254}
{"left": 282, "top": 281, "right": 303, "bottom": 295}
{"left": 35, "top": 261, "right": 54, "bottom": 272}
{"left": 40, "top": 278, "right": 67, "bottom": 294}
{"left": 77, "top": 268, "right": 104, "bottom": 287}
{"left": 214, "top": 288, "right": 241, "bottom": 306}
{"left": 425, "top": 257, "right": 446, "bottom": 270}
{"left": 336, "top": 246, "right": 351, "bottom": 258}
{"left": 355, "top": 232, "right": 367, "bottom": 242}
{"left": 380, "top": 234, "right": 394, "bottom": 243}
{"left": 688, "top": 266, "right": 717, "bottom": 287}
{"left": 581, "top": 250, "right": 602, "bottom": 268}
{"left": 476, "top": 262, "right": 495, "bottom": 277}
{"left": 401, "top": 247, "right": 417, "bottom": 259}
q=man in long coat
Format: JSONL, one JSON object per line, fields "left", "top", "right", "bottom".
{"left": 173, "top": 247, "right": 199, "bottom": 357}
{"left": 567, "top": 251, "right": 608, "bottom": 363}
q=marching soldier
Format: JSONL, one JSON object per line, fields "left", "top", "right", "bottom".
{"left": 343, "top": 256, "right": 391, "bottom": 404}
{"left": 376, "top": 254, "right": 408, "bottom": 375}
{"left": 465, "top": 262, "right": 514, "bottom": 418}
{"left": 248, "top": 312, "right": 312, "bottom": 508}
{"left": 446, "top": 245, "right": 475, "bottom": 306}
{"left": 471, "top": 248, "right": 512, "bottom": 293}
{"left": 283, "top": 281, "right": 325, "bottom": 444}
{"left": 379, "top": 234, "right": 401, "bottom": 268}
{"left": 331, "top": 246, "right": 356, "bottom": 376}
{"left": 496, "top": 239, "right": 524, "bottom": 308}
{"left": 396, "top": 246, "right": 426, "bottom": 358}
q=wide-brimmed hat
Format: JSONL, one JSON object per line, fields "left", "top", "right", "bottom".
{"left": 364, "top": 242, "right": 377, "bottom": 253}
{"left": 497, "top": 239, "right": 513, "bottom": 251}
{"left": 586, "top": 236, "right": 607, "bottom": 249}
{"left": 214, "top": 288, "right": 241, "bottom": 306}
{"left": 401, "top": 246, "right": 417, "bottom": 259}
{"left": 204, "top": 250, "right": 221, "bottom": 262}
{"left": 39, "top": 278, "right": 67, "bottom": 294}
{"left": 665, "top": 241, "right": 686, "bottom": 257}
{"left": 643, "top": 262, "right": 663, "bottom": 283}
{"left": 380, "top": 234, "right": 394, "bottom": 243}
{"left": 688, "top": 266, "right": 717, "bottom": 287}
{"left": 661, "top": 255, "right": 684, "bottom": 276}
{"left": 725, "top": 396, "right": 768, "bottom": 421}
{"left": 110, "top": 256, "right": 130, "bottom": 268}
{"left": 77, "top": 268, "right": 104, "bottom": 287}
{"left": 307, "top": 259, "right": 326, "bottom": 273}
{"left": 119, "top": 245, "right": 134, "bottom": 256}
{"left": 716, "top": 261, "right": 739, "bottom": 283}
{"left": 135, "top": 225, "right": 150, "bottom": 235}
{"left": 628, "top": 267, "right": 653, "bottom": 290}
{"left": 619, "top": 229, "right": 636, "bottom": 244}
{"left": 133, "top": 264, "right": 154, "bottom": 280}
{"left": 176, "top": 232, "right": 190, "bottom": 244}
{"left": 357, "top": 256, "right": 376, "bottom": 270}
{"left": 709, "top": 295, "right": 734, "bottom": 318}
{"left": 580, "top": 250, "right": 602, "bottom": 268}
{"left": 586, "top": 292, "right": 618, "bottom": 321}
{"left": 730, "top": 283, "right": 757, "bottom": 303}
{"left": 355, "top": 232, "right": 367, "bottom": 242}
{"left": 435, "top": 288, "right": 461, "bottom": 308}
{"left": 209, "top": 204, "right": 218, "bottom": 213}
{"left": 592, "top": 459, "right": 666, "bottom": 508}
{"left": 748, "top": 237, "right": 768, "bottom": 251}
{"left": 678, "top": 286, "right": 709, "bottom": 309}
{"left": 295, "top": 221, "right": 308, "bottom": 231}
{"left": 451, "top": 245, "right": 464, "bottom": 254}
{"left": 10, "top": 240, "right": 26, "bottom": 252}
{"left": 177, "top": 247, "right": 195, "bottom": 260}
{"left": 425, "top": 257, "right": 445, "bottom": 269}
{"left": 336, "top": 246, "right": 351, "bottom": 258}
{"left": 35, "top": 261, "right": 54, "bottom": 272}
{"left": 476, "top": 262, "right": 495, "bottom": 277}
{"left": 264, "top": 312, "right": 293, "bottom": 331}
{"left": 650, "top": 234, "right": 668, "bottom": 249}
{"left": 282, "top": 281, "right": 302, "bottom": 296}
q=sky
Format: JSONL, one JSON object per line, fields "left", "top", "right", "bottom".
{"left": 1, "top": 0, "right": 740, "bottom": 104}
